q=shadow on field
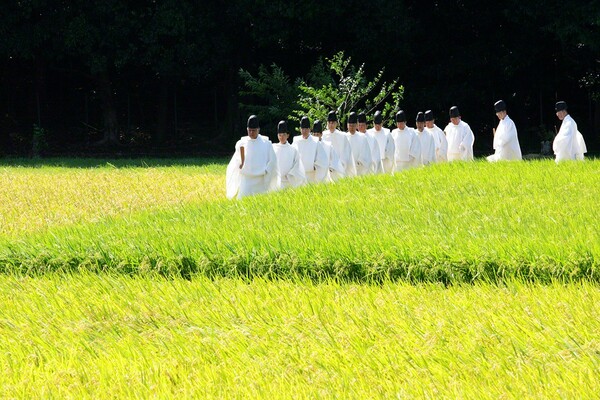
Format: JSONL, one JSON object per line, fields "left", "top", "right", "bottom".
{"left": 0, "top": 157, "right": 228, "bottom": 168}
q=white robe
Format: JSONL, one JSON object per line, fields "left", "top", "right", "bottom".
{"left": 553, "top": 114, "right": 587, "bottom": 162}
{"left": 487, "top": 114, "right": 522, "bottom": 162}
{"left": 319, "top": 140, "right": 344, "bottom": 182}
{"left": 226, "top": 135, "right": 278, "bottom": 199}
{"left": 363, "top": 131, "right": 383, "bottom": 174}
{"left": 367, "top": 127, "right": 396, "bottom": 173}
{"left": 292, "top": 135, "right": 329, "bottom": 183}
{"left": 445, "top": 120, "right": 475, "bottom": 161}
{"left": 346, "top": 131, "right": 373, "bottom": 176}
{"left": 425, "top": 124, "right": 448, "bottom": 162}
{"left": 273, "top": 142, "right": 306, "bottom": 189}
{"left": 391, "top": 127, "right": 422, "bottom": 171}
{"left": 416, "top": 129, "right": 436, "bottom": 165}
{"left": 323, "top": 129, "right": 356, "bottom": 178}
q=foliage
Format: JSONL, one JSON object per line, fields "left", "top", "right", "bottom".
{"left": 238, "top": 64, "right": 301, "bottom": 132}
{"left": 239, "top": 52, "right": 404, "bottom": 129}
{"left": 295, "top": 51, "right": 404, "bottom": 127}
{"left": 1, "top": 1, "right": 598, "bottom": 153}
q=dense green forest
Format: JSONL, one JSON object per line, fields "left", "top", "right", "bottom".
{"left": 1, "top": 0, "right": 598, "bottom": 156}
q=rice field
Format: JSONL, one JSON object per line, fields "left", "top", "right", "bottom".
{"left": 0, "top": 159, "right": 598, "bottom": 282}
{"left": 0, "top": 157, "right": 599, "bottom": 398}
{"left": 1, "top": 275, "right": 599, "bottom": 398}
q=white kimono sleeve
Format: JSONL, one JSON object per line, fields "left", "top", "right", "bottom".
{"left": 286, "top": 148, "right": 307, "bottom": 187}
{"left": 410, "top": 130, "right": 422, "bottom": 167}
{"left": 343, "top": 141, "right": 357, "bottom": 177}
{"left": 264, "top": 142, "right": 279, "bottom": 192}
{"left": 370, "top": 137, "right": 383, "bottom": 174}
{"left": 355, "top": 136, "right": 373, "bottom": 175}
{"left": 460, "top": 123, "right": 474, "bottom": 160}
{"left": 314, "top": 142, "right": 330, "bottom": 182}
{"left": 226, "top": 140, "right": 244, "bottom": 199}
{"left": 383, "top": 134, "right": 396, "bottom": 173}
{"left": 328, "top": 144, "right": 345, "bottom": 181}
{"left": 576, "top": 131, "right": 587, "bottom": 160}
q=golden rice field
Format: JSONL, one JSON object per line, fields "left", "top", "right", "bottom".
{"left": 0, "top": 157, "right": 599, "bottom": 398}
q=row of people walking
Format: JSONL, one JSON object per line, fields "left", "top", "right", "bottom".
{"left": 226, "top": 100, "right": 586, "bottom": 199}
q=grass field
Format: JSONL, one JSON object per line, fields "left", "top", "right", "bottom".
{"left": 0, "top": 157, "right": 599, "bottom": 398}
{"left": 1, "top": 275, "right": 599, "bottom": 398}
{"left": 0, "top": 159, "right": 598, "bottom": 282}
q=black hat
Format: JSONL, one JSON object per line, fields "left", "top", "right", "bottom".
{"left": 374, "top": 110, "right": 383, "bottom": 124}
{"left": 277, "top": 120, "right": 288, "bottom": 133}
{"left": 555, "top": 101, "right": 568, "bottom": 112}
{"left": 494, "top": 100, "right": 506, "bottom": 112}
{"left": 312, "top": 120, "right": 322, "bottom": 133}
{"left": 357, "top": 112, "right": 367, "bottom": 123}
{"left": 395, "top": 110, "right": 407, "bottom": 123}
{"left": 348, "top": 112, "right": 358, "bottom": 124}
{"left": 247, "top": 115, "right": 259, "bottom": 129}
{"left": 424, "top": 110, "right": 434, "bottom": 121}
{"left": 449, "top": 106, "right": 460, "bottom": 118}
{"left": 300, "top": 116, "right": 310, "bottom": 129}
{"left": 327, "top": 111, "right": 337, "bottom": 122}
{"left": 416, "top": 112, "right": 425, "bottom": 122}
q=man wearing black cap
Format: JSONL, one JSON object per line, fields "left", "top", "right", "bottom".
{"left": 424, "top": 110, "right": 448, "bottom": 162}
{"left": 444, "top": 106, "right": 475, "bottom": 161}
{"left": 486, "top": 100, "right": 522, "bottom": 162}
{"left": 226, "top": 115, "right": 278, "bottom": 199}
{"left": 358, "top": 112, "right": 383, "bottom": 174}
{"left": 311, "top": 119, "right": 344, "bottom": 181}
{"left": 273, "top": 120, "right": 306, "bottom": 189}
{"left": 345, "top": 111, "right": 373, "bottom": 176}
{"left": 292, "top": 116, "right": 329, "bottom": 183}
{"left": 391, "top": 110, "right": 422, "bottom": 171}
{"left": 415, "top": 112, "right": 436, "bottom": 165}
{"left": 323, "top": 110, "right": 356, "bottom": 179}
{"left": 553, "top": 101, "right": 587, "bottom": 162}
{"left": 367, "top": 110, "right": 396, "bottom": 174}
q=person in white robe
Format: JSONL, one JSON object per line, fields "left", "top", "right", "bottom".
{"left": 415, "top": 111, "right": 436, "bottom": 165}
{"left": 424, "top": 110, "right": 448, "bottom": 162}
{"left": 391, "top": 110, "right": 422, "bottom": 171}
{"left": 358, "top": 112, "right": 383, "bottom": 174}
{"left": 553, "top": 101, "right": 587, "bottom": 163}
{"left": 486, "top": 100, "right": 522, "bottom": 162}
{"left": 345, "top": 111, "right": 373, "bottom": 176}
{"left": 367, "top": 110, "right": 395, "bottom": 174}
{"left": 292, "top": 116, "right": 329, "bottom": 183}
{"left": 226, "top": 115, "right": 278, "bottom": 199}
{"left": 272, "top": 120, "right": 306, "bottom": 189}
{"left": 444, "top": 106, "right": 475, "bottom": 161}
{"left": 311, "top": 120, "right": 343, "bottom": 181}
{"left": 322, "top": 111, "right": 356, "bottom": 179}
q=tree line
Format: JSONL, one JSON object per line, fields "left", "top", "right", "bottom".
{"left": 0, "top": 0, "right": 598, "bottom": 156}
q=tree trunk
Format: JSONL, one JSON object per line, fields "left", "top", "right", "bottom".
{"left": 96, "top": 71, "right": 119, "bottom": 145}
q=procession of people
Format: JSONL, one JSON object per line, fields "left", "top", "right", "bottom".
{"left": 226, "top": 101, "right": 588, "bottom": 200}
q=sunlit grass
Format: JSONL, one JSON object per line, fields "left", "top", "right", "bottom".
{"left": 0, "top": 274, "right": 598, "bottom": 398}
{"left": 0, "top": 159, "right": 598, "bottom": 282}
{"left": 1, "top": 158, "right": 599, "bottom": 398}
{"left": 0, "top": 158, "right": 225, "bottom": 237}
